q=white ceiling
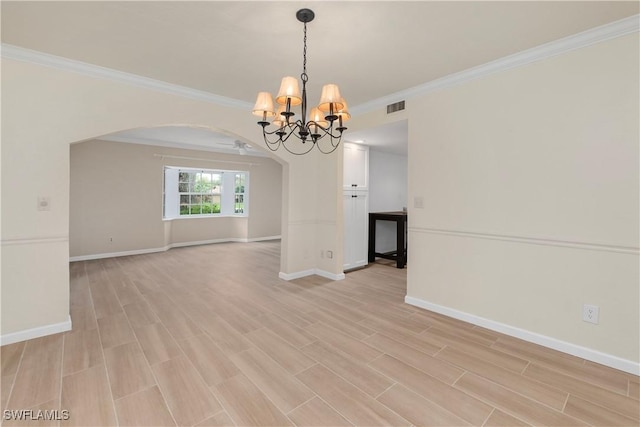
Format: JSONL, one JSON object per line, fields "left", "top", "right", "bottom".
{"left": 2, "top": 1, "right": 637, "bottom": 155}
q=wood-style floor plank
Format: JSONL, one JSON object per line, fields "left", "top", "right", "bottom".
{"left": 114, "top": 386, "right": 176, "bottom": 426}
{"left": 363, "top": 332, "right": 463, "bottom": 385}
{"left": 484, "top": 409, "right": 530, "bottom": 426}
{"left": 97, "top": 312, "right": 136, "bottom": 350}
{"left": 244, "top": 328, "right": 316, "bottom": 375}
{"left": 122, "top": 300, "right": 160, "bottom": 329}
{"left": 3, "top": 241, "right": 637, "bottom": 426}
{"left": 563, "top": 394, "right": 638, "bottom": 426}
{"left": 455, "top": 372, "right": 585, "bottom": 426}
{"left": 369, "top": 354, "right": 492, "bottom": 426}
{"left": 296, "top": 364, "right": 410, "bottom": 426}
{"left": 212, "top": 373, "right": 293, "bottom": 427}
{"left": 61, "top": 365, "right": 117, "bottom": 427}
{"left": 523, "top": 363, "right": 640, "bottom": 421}
{"left": 301, "top": 340, "right": 394, "bottom": 398}
{"left": 62, "top": 329, "right": 103, "bottom": 376}
{"left": 377, "top": 384, "right": 471, "bottom": 426}
{"left": 177, "top": 334, "right": 240, "bottom": 387}
{"left": 103, "top": 342, "right": 156, "bottom": 399}
{"left": 229, "top": 347, "right": 314, "bottom": 413}
{"left": 287, "top": 397, "right": 353, "bottom": 426}
{"left": 435, "top": 345, "right": 568, "bottom": 410}
{"left": 256, "top": 313, "right": 317, "bottom": 348}
{"left": 195, "top": 411, "right": 236, "bottom": 426}
{"left": 304, "top": 322, "right": 382, "bottom": 363}
{"left": 1, "top": 342, "right": 25, "bottom": 378}
{"left": 7, "top": 335, "right": 63, "bottom": 409}
{"left": 1, "top": 375, "right": 15, "bottom": 411}
{"left": 133, "top": 322, "right": 182, "bottom": 365}
{"left": 152, "top": 355, "right": 222, "bottom": 426}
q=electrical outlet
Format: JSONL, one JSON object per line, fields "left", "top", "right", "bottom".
{"left": 583, "top": 304, "right": 599, "bottom": 324}
{"left": 37, "top": 196, "right": 51, "bottom": 211}
{"left": 327, "top": 250, "right": 333, "bottom": 259}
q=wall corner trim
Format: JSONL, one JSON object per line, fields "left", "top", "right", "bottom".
{"left": 279, "top": 269, "right": 345, "bottom": 281}
{"left": 405, "top": 296, "right": 639, "bottom": 375}
{"left": 0, "top": 316, "right": 72, "bottom": 346}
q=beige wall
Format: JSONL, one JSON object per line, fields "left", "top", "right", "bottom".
{"left": 69, "top": 140, "right": 281, "bottom": 258}
{"left": 403, "top": 34, "right": 639, "bottom": 364}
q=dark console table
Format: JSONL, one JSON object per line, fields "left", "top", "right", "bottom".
{"left": 368, "top": 211, "right": 407, "bottom": 269}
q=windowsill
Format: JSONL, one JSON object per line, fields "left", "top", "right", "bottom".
{"left": 163, "top": 214, "right": 248, "bottom": 221}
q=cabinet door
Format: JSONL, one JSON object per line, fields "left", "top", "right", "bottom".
{"left": 343, "top": 143, "right": 369, "bottom": 191}
{"left": 343, "top": 191, "right": 368, "bottom": 270}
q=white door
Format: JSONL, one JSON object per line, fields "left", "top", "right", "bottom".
{"left": 343, "top": 191, "right": 368, "bottom": 270}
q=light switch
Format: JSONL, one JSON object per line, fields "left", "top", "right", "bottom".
{"left": 414, "top": 196, "right": 424, "bottom": 209}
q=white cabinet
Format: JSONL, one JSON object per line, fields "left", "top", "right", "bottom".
{"left": 343, "top": 143, "right": 369, "bottom": 191}
{"left": 343, "top": 142, "right": 369, "bottom": 271}
{"left": 343, "top": 191, "right": 368, "bottom": 270}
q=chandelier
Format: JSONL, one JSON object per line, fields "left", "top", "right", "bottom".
{"left": 252, "top": 8, "right": 350, "bottom": 155}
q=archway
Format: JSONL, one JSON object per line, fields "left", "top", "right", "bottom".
{"left": 2, "top": 56, "right": 344, "bottom": 342}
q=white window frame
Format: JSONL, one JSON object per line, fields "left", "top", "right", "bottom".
{"left": 163, "top": 166, "right": 249, "bottom": 220}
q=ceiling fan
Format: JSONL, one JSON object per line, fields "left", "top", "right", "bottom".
{"left": 219, "top": 140, "right": 253, "bottom": 155}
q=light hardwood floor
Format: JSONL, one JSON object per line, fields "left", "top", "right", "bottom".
{"left": 1, "top": 241, "right": 638, "bottom": 426}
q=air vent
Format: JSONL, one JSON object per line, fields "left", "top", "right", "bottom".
{"left": 387, "top": 100, "right": 405, "bottom": 114}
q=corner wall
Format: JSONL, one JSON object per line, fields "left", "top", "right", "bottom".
{"left": 405, "top": 33, "right": 639, "bottom": 369}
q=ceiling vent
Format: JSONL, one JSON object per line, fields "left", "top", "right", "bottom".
{"left": 386, "top": 100, "right": 405, "bottom": 114}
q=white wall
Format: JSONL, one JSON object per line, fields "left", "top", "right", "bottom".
{"left": 369, "top": 149, "right": 408, "bottom": 253}
{"left": 404, "top": 33, "right": 638, "bottom": 367}
{"left": 70, "top": 140, "right": 282, "bottom": 259}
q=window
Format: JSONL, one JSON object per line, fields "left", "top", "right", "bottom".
{"left": 164, "top": 167, "right": 248, "bottom": 219}
{"left": 179, "top": 171, "right": 221, "bottom": 215}
{"left": 234, "top": 173, "right": 245, "bottom": 214}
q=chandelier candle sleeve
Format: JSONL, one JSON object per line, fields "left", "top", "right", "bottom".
{"left": 276, "top": 77, "right": 302, "bottom": 106}
{"left": 252, "top": 92, "right": 275, "bottom": 123}
{"left": 252, "top": 8, "right": 348, "bottom": 155}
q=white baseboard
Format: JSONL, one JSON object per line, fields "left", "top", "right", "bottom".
{"left": 70, "top": 247, "right": 167, "bottom": 261}
{"left": 0, "top": 316, "right": 72, "bottom": 346}
{"left": 315, "top": 270, "right": 346, "bottom": 281}
{"left": 405, "top": 296, "right": 639, "bottom": 376}
{"left": 70, "top": 236, "right": 281, "bottom": 262}
{"left": 279, "top": 269, "right": 345, "bottom": 281}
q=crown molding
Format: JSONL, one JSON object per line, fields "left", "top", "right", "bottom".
{"left": 2, "top": 14, "right": 638, "bottom": 117}
{"left": 1, "top": 44, "right": 253, "bottom": 111}
{"left": 351, "top": 14, "right": 640, "bottom": 116}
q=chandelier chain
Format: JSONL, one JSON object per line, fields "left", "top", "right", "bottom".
{"left": 301, "top": 22, "right": 308, "bottom": 82}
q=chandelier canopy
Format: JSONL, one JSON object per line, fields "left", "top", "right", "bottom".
{"left": 252, "top": 8, "right": 349, "bottom": 155}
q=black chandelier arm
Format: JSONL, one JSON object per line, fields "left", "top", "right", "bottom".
{"left": 260, "top": 123, "right": 316, "bottom": 156}
{"left": 305, "top": 121, "right": 346, "bottom": 140}
{"left": 313, "top": 129, "right": 343, "bottom": 154}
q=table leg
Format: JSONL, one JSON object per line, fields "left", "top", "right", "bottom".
{"left": 368, "top": 215, "right": 376, "bottom": 263}
{"left": 396, "top": 217, "right": 406, "bottom": 269}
